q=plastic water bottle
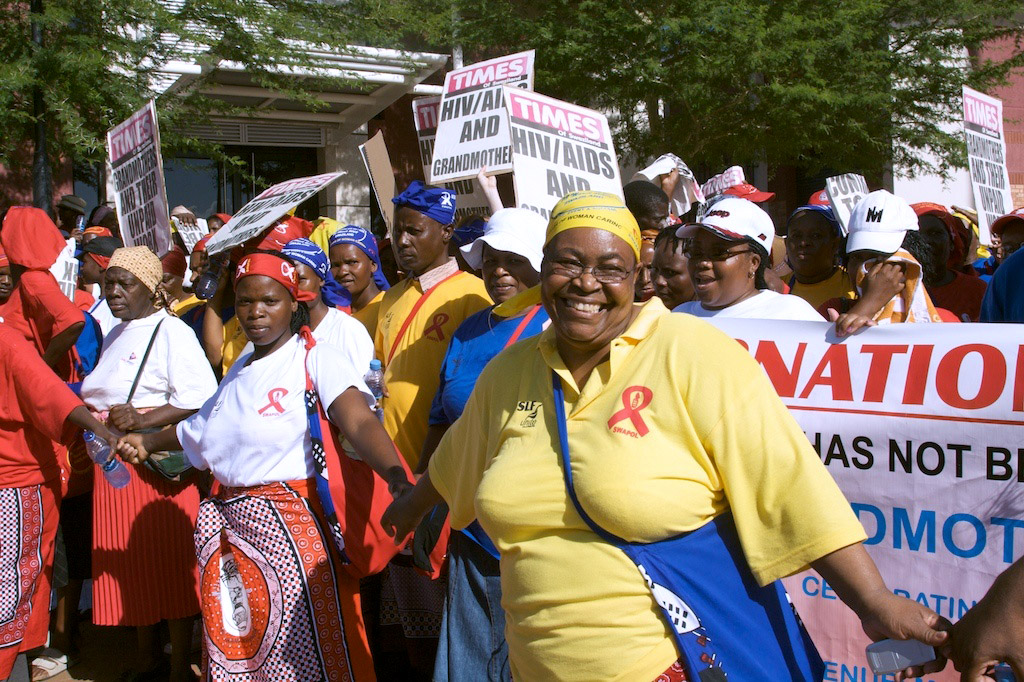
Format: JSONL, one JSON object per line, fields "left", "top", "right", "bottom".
{"left": 195, "top": 255, "right": 225, "bottom": 301}
{"left": 994, "top": 664, "right": 1016, "bottom": 682}
{"left": 83, "top": 431, "right": 131, "bottom": 489}
{"left": 364, "top": 359, "right": 385, "bottom": 422}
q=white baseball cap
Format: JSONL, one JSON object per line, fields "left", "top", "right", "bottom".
{"left": 460, "top": 208, "right": 547, "bottom": 272}
{"left": 846, "top": 190, "right": 919, "bottom": 254}
{"left": 675, "top": 196, "right": 775, "bottom": 255}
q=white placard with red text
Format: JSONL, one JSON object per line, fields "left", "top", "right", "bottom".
{"left": 430, "top": 51, "right": 535, "bottom": 183}
{"left": 503, "top": 87, "right": 622, "bottom": 219}
{"left": 707, "top": 318, "right": 1024, "bottom": 682}
{"left": 106, "top": 100, "right": 172, "bottom": 255}
{"left": 204, "top": 173, "right": 343, "bottom": 256}
{"left": 963, "top": 86, "right": 1012, "bottom": 245}
{"left": 412, "top": 96, "right": 493, "bottom": 223}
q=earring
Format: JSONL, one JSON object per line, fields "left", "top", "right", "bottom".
{"left": 748, "top": 271, "right": 754, "bottom": 279}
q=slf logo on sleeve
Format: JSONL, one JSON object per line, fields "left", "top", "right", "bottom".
{"left": 607, "top": 386, "right": 653, "bottom": 438}
{"left": 257, "top": 388, "right": 288, "bottom": 416}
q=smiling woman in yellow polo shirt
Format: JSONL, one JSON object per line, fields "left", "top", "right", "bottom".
{"left": 382, "top": 191, "right": 950, "bottom": 682}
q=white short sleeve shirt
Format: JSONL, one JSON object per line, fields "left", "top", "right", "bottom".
{"left": 177, "top": 334, "right": 372, "bottom": 487}
{"left": 674, "top": 290, "right": 825, "bottom": 321}
{"left": 80, "top": 308, "right": 217, "bottom": 411}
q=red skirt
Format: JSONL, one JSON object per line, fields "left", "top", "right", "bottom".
{"left": 92, "top": 460, "right": 200, "bottom": 626}
{"left": 0, "top": 482, "right": 60, "bottom": 678}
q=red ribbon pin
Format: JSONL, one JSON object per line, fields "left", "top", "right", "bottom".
{"left": 607, "top": 386, "right": 653, "bottom": 436}
{"left": 424, "top": 313, "right": 450, "bottom": 341}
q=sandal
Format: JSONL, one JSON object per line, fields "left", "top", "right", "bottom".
{"left": 30, "top": 647, "right": 77, "bottom": 681}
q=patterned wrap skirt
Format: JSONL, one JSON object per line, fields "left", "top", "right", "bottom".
{"left": 0, "top": 482, "right": 60, "bottom": 679}
{"left": 195, "top": 479, "right": 374, "bottom": 681}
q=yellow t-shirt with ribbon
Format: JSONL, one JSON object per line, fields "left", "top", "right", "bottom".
{"left": 375, "top": 268, "right": 490, "bottom": 468}
{"left": 428, "top": 297, "right": 866, "bottom": 682}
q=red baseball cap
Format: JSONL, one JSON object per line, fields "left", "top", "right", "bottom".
{"left": 724, "top": 182, "right": 775, "bottom": 203}
{"left": 991, "top": 207, "right": 1024, "bottom": 237}
{"left": 808, "top": 189, "right": 829, "bottom": 206}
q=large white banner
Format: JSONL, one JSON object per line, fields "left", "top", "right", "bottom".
{"left": 412, "top": 96, "right": 492, "bottom": 223}
{"left": 205, "top": 173, "right": 343, "bottom": 256}
{"left": 963, "top": 86, "right": 1012, "bottom": 245}
{"left": 107, "top": 100, "right": 172, "bottom": 255}
{"left": 504, "top": 87, "right": 622, "bottom": 220}
{"left": 709, "top": 318, "right": 1024, "bottom": 682}
{"left": 430, "top": 51, "right": 535, "bottom": 183}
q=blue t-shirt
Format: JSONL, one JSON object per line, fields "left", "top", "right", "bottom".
{"left": 429, "top": 304, "right": 549, "bottom": 426}
{"left": 980, "top": 248, "right": 1024, "bottom": 323}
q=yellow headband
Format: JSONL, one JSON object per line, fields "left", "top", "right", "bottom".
{"left": 545, "top": 190, "right": 641, "bottom": 261}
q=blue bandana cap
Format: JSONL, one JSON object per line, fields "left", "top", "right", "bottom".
{"left": 283, "top": 237, "right": 352, "bottom": 308}
{"left": 788, "top": 204, "right": 842, "bottom": 237}
{"left": 327, "top": 226, "right": 391, "bottom": 291}
{"left": 392, "top": 180, "right": 457, "bottom": 226}
{"left": 452, "top": 217, "right": 486, "bottom": 248}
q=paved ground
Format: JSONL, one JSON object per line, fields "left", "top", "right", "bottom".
{"left": 42, "top": 620, "right": 201, "bottom": 682}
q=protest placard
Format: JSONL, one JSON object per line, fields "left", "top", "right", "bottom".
{"left": 107, "top": 101, "right": 172, "bottom": 255}
{"left": 699, "top": 165, "right": 746, "bottom": 200}
{"left": 172, "top": 216, "right": 208, "bottom": 254}
{"left": 205, "top": 173, "right": 343, "bottom": 256}
{"left": 963, "top": 86, "right": 1012, "bottom": 244}
{"left": 412, "top": 96, "right": 493, "bottom": 223}
{"left": 430, "top": 51, "right": 535, "bottom": 184}
{"left": 824, "top": 173, "right": 869, "bottom": 235}
{"left": 503, "top": 87, "right": 621, "bottom": 219}
{"left": 359, "top": 131, "right": 395, "bottom": 233}
{"left": 708, "top": 318, "right": 1024, "bottom": 682}
{"left": 48, "top": 238, "right": 78, "bottom": 301}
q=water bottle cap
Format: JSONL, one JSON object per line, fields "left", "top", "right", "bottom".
{"left": 83, "top": 430, "right": 96, "bottom": 441}
{"left": 369, "top": 359, "right": 382, "bottom": 370}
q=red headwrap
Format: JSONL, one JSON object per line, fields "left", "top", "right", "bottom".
{"left": 912, "top": 202, "right": 966, "bottom": 269}
{"left": 83, "top": 226, "right": 113, "bottom": 238}
{"left": 234, "top": 253, "right": 316, "bottom": 302}
{"left": 88, "top": 253, "right": 111, "bottom": 269}
{"left": 212, "top": 213, "right": 232, "bottom": 225}
{"left": 1, "top": 206, "right": 68, "bottom": 270}
{"left": 252, "top": 216, "right": 314, "bottom": 252}
{"left": 161, "top": 246, "right": 188, "bottom": 278}
{"left": 0, "top": 246, "right": 8, "bottom": 269}
{"left": 193, "top": 234, "right": 211, "bottom": 254}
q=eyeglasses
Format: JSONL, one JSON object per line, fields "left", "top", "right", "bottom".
{"left": 544, "top": 259, "right": 635, "bottom": 283}
{"left": 681, "top": 247, "right": 753, "bottom": 263}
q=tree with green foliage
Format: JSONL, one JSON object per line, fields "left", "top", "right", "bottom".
{"left": 453, "top": 0, "right": 1023, "bottom": 179}
{"left": 0, "top": 0, "right": 433, "bottom": 209}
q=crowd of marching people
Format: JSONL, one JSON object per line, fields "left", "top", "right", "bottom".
{"left": 0, "top": 165, "right": 1023, "bottom": 682}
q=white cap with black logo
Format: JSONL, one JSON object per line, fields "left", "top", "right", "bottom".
{"left": 675, "top": 196, "right": 776, "bottom": 255}
{"left": 846, "top": 190, "right": 919, "bottom": 254}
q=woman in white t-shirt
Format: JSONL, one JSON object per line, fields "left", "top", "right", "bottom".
{"left": 673, "top": 197, "right": 824, "bottom": 321}
{"left": 119, "top": 251, "right": 412, "bottom": 681}
{"left": 79, "top": 246, "right": 217, "bottom": 681}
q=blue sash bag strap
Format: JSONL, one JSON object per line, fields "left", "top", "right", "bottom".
{"left": 550, "top": 372, "right": 825, "bottom": 682}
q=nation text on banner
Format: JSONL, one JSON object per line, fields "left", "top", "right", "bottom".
{"left": 825, "top": 173, "right": 869, "bottom": 235}
{"left": 430, "top": 51, "right": 535, "bottom": 184}
{"left": 963, "top": 86, "right": 1012, "bottom": 244}
{"left": 205, "top": 173, "right": 343, "bottom": 256}
{"left": 106, "top": 100, "right": 172, "bottom": 255}
{"left": 707, "top": 318, "right": 1024, "bottom": 682}
{"left": 503, "top": 87, "right": 622, "bottom": 219}
{"left": 412, "top": 96, "right": 492, "bottom": 223}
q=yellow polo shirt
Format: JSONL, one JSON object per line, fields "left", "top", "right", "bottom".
{"left": 429, "top": 297, "right": 866, "bottom": 682}
{"left": 789, "top": 267, "right": 856, "bottom": 311}
{"left": 375, "top": 271, "right": 490, "bottom": 468}
{"left": 352, "top": 289, "right": 386, "bottom": 339}
{"left": 221, "top": 316, "right": 247, "bottom": 376}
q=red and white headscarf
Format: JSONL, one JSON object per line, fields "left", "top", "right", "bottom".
{"left": 234, "top": 253, "right": 316, "bottom": 302}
